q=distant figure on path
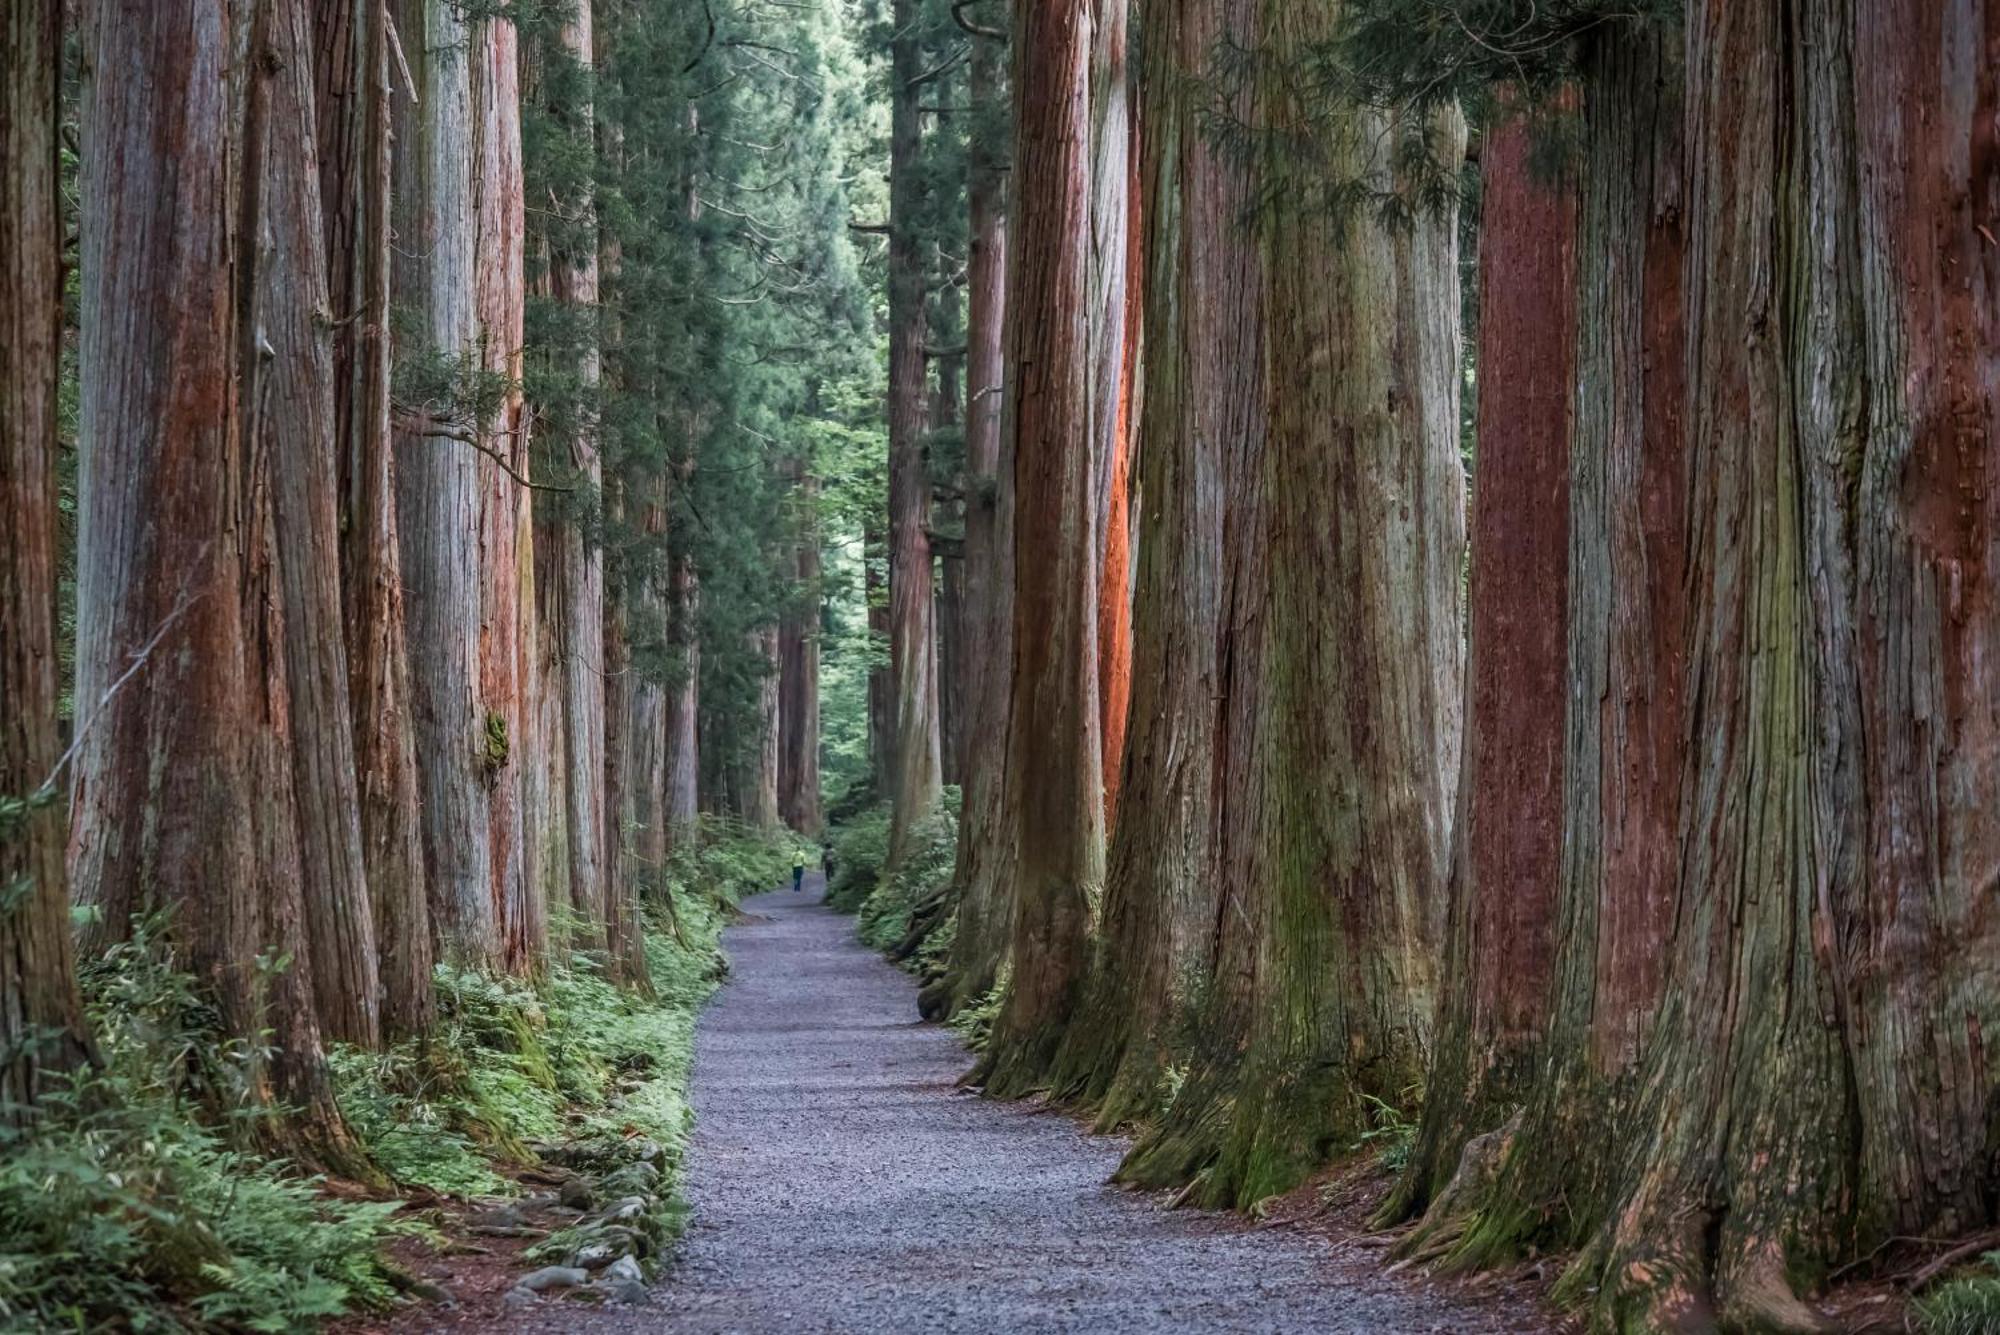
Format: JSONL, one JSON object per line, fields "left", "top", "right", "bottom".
{"left": 793, "top": 848, "right": 807, "bottom": 893}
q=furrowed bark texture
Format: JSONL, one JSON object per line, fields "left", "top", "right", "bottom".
{"left": 1409, "top": 25, "right": 1691, "bottom": 1274}
{"left": 1046, "top": 0, "right": 1253, "bottom": 1126}
{"left": 265, "top": 0, "right": 382, "bottom": 1049}
{"left": 1590, "top": 4, "right": 1999, "bottom": 1326}
{"left": 979, "top": 0, "right": 1106, "bottom": 1099}
{"left": 472, "top": 13, "right": 540, "bottom": 972}
{"left": 1, "top": 0, "right": 92, "bottom": 1120}
{"left": 316, "top": 0, "right": 434, "bottom": 1039}
{"left": 1121, "top": 0, "right": 1465, "bottom": 1207}
{"left": 931, "top": 26, "right": 1015, "bottom": 1020}
{"left": 1387, "top": 110, "right": 1576, "bottom": 1232}
{"left": 886, "top": 0, "right": 943, "bottom": 860}
{"left": 74, "top": 0, "right": 358, "bottom": 1164}
{"left": 1089, "top": 0, "right": 1136, "bottom": 835}
{"left": 391, "top": 0, "right": 499, "bottom": 968}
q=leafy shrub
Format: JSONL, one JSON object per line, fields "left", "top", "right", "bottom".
{"left": 0, "top": 925, "right": 411, "bottom": 1332}
{"left": 333, "top": 889, "right": 736, "bottom": 1199}
{"left": 1353, "top": 1092, "right": 1420, "bottom": 1175}
{"left": 1915, "top": 1253, "right": 2000, "bottom": 1335}
{"left": 824, "top": 805, "right": 891, "bottom": 912}
{"left": 947, "top": 970, "right": 1007, "bottom": 1053}
{"left": 856, "top": 795, "right": 958, "bottom": 955}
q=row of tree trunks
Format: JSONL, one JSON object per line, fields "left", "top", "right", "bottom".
{"left": 885, "top": 0, "right": 944, "bottom": 862}
{"left": 1387, "top": 6, "right": 2000, "bottom": 1326}
{"left": 1044, "top": 0, "right": 1252, "bottom": 1124}
{"left": 72, "top": 0, "right": 364, "bottom": 1167}
{"left": 929, "top": 23, "right": 1014, "bottom": 1019}
{"left": 316, "top": 0, "right": 435, "bottom": 1039}
{"left": 0, "top": 0, "right": 93, "bottom": 1122}
{"left": 1116, "top": 0, "right": 1466, "bottom": 1207}
{"left": 1591, "top": 3, "right": 1999, "bottom": 1325}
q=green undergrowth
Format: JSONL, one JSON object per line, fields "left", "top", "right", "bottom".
{"left": 0, "top": 824, "right": 785, "bottom": 1332}
{"left": 824, "top": 804, "right": 892, "bottom": 913}
{"left": 0, "top": 923, "right": 415, "bottom": 1332}
{"left": 854, "top": 796, "right": 958, "bottom": 954}
{"left": 1915, "top": 1252, "right": 2000, "bottom": 1335}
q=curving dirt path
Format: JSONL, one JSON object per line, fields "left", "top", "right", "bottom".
{"left": 549, "top": 883, "right": 1550, "bottom": 1334}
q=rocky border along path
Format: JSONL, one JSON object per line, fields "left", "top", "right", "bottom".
{"left": 523, "top": 881, "right": 1552, "bottom": 1334}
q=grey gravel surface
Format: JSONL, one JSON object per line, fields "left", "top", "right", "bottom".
{"left": 537, "top": 881, "right": 1551, "bottom": 1334}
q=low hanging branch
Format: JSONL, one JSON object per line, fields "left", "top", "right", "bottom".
{"left": 950, "top": 0, "right": 1005, "bottom": 39}
{"left": 392, "top": 404, "right": 573, "bottom": 493}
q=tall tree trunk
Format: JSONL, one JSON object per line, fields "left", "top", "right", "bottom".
{"left": 1384, "top": 108, "right": 1577, "bottom": 1238}
{"left": 978, "top": 0, "right": 1107, "bottom": 1098}
{"left": 1, "top": 0, "right": 92, "bottom": 1120}
{"left": 865, "top": 517, "right": 893, "bottom": 796}
{"left": 74, "top": 0, "right": 362, "bottom": 1167}
{"left": 751, "top": 627, "right": 782, "bottom": 830}
{"left": 628, "top": 482, "right": 673, "bottom": 878}
{"left": 886, "top": 0, "right": 943, "bottom": 859}
{"left": 546, "top": 2, "right": 610, "bottom": 950}
{"left": 266, "top": 0, "right": 381, "bottom": 1048}
{"left": 664, "top": 540, "right": 701, "bottom": 841}
{"left": 778, "top": 471, "right": 823, "bottom": 834}
{"left": 931, "top": 25, "right": 1014, "bottom": 1019}
{"left": 1383, "top": 25, "right": 1690, "bottom": 1272}
{"left": 1592, "top": 4, "right": 2000, "bottom": 1326}
{"left": 1090, "top": 0, "right": 1136, "bottom": 835}
{"left": 391, "top": 0, "right": 499, "bottom": 969}
{"left": 316, "top": 0, "right": 434, "bottom": 1040}
{"left": 473, "top": 12, "right": 540, "bottom": 973}
{"left": 1121, "top": 0, "right": 1465, "bottom": 1207}
{"left": 1046, "top": 0, "right": 1253, "bottom": 1123}
{"left": 934, "top": 278, "right": 967, "bottom": 790}
{"left": 601, "top": 478, "right": 650, "bottom": 987}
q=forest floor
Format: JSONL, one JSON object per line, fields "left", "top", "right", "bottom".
{"left": 466, "top": 880, "right": 1558, "bottom": 1334}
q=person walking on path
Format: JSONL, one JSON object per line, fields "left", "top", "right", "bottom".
{"left": 793, "top": 848, "right": 807, "bottom": 893}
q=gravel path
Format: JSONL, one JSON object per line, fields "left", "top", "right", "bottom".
{"left": 547, "top": 881, "right": 1549, "bottom": 1334}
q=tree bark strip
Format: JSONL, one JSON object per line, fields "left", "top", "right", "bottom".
{"left": 391, "top": 0, "right": 499, "bottom": 968}
{"left": 1, "top": 0, "right": 92, "bottom": 1121}
{"left": 316, "top": 0, "right": 434, "bottom": 1039}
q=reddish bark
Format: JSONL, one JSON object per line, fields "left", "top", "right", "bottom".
{"left": 73, "top": 0, "right": 360, "bottom": 1166}
{"left": 980, "top": 0, "right": 1106, "bottom": 1098}
{"left": 1389, "top": 111, "right": 1576, "bottom": 1220}
{"left": 1047, "top": 0, "right": 1254, "bottom": 1120}
{"left": 1, "top": 0, "right": 92, "bottom": 1119}
{"left": 265, "top": 0, "right": 382, "bottom": 1048}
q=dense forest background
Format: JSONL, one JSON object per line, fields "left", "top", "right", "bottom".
{"left": 4, "top": 0, "right": 1999, "bottom": 1331}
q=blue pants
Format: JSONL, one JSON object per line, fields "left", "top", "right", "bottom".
{"left": 793, "top": 867, "right": 804, "bottom": 891}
